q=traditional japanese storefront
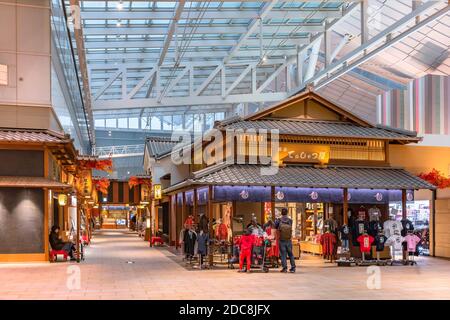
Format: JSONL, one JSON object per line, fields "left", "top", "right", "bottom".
{"left": 0, "top": 129, "right": 97, "bottom": 262}
{"left": 157, "top": 91, "right": 436, "bottom": 265}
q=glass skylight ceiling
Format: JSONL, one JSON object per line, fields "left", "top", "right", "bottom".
{"left": 77, "top": 1, "right": 351, "bottom": 129}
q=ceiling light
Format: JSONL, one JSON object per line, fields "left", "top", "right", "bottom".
{"left": 117, "top": 1, "right": 123, "bottom": 10}
{"left": 116, "top": 19, "right": 122, "bottom": 27}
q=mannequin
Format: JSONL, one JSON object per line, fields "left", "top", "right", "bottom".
{"left": 374, "top": 230, "right": 388, "bottom": 261}
{"left": 352, "top": 212, "right": 368, "bottom": 247}
{"left": 383, "top": 215, "right": 403, "bottom": 238}
{"left": 339, "top": 223, "right": 350, "bottom": 253}
{"left": 368, "top": 209, "right": 383, "bottom": 237}
{"left": 404, "top": 230, "right": 420, "bottom": 265}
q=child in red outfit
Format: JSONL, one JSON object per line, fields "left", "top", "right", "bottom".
{"left": 239, "top": 229, "right": 254, "bottom": 272}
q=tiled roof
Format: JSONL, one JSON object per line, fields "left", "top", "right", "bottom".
{"left": 0, "top": 129, "right": 67, "bottom": 143}
{"left": 192, "top": 164, "right": 435, "bottom": 190}
{"left": 217, "top": 119, "right": 419, "bottom": 141}
{"left": 0, "top": 176, "right": 72, "bottom": 189}
{"left": 145, "top": 136, "right": 177, "bottom": 158}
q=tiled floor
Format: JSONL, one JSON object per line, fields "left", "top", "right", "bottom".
{"left": 1, "top": 229, "right": 450, "bottom": 300}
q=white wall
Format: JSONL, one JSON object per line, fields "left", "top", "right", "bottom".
{"left": 0, "top": 1, "right": 51, "bottom": 107}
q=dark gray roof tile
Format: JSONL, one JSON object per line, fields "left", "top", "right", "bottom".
{"left": 194, "top": 165, "right": 434, "bottom": 190}
{"left": 218, "top": 119, "right": 419, "bottom": 141}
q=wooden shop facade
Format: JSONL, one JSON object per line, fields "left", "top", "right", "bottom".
{"left": 0, "top": 128, "right": 97, "bottom": 262}
{"left": 144, "top": 91, "right": 436, "bottom": 262}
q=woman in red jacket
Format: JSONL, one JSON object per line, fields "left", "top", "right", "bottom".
{"left": 238, "top": 229, "right": 254, "bottom": 272}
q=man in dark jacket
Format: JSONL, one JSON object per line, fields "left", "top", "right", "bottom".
{"left": 49, "top": 226, "right": 75, "bottom": 260}
{"left": 274, "top": 208, "right": 296, "bottom": 273}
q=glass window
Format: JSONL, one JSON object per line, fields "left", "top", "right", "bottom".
{"left": 172, "top": 114, "right": 183, "bottom": 131}
{"left": 117, "top": 118, "right": 128, "bottom": 128}
{"left": 150, "top": 116, "right": 162, "bottom": 130}
{"left": 184, "top": 114, "right": 194, "bottom": 131}
{"left": 129, "top": 117, "right": 139, "bottom": 129}
{"left": 141, "top": 117, "right": 149, "bottom": 129}
{"left": 105, "top": 118, "right": 116, "bottom": 128}
{"left": 194, "top": 114, "right": 204, "bottom": 132}
{"left": 162, "top": 115, "right": 172, "bottom": 131}
{"left": 215, "top": 112, "right": 225, "bottom": 121}
{"left": 205, "top": 113, "right": 215, "bottom": 130}
{"left": 94, "top": 119, "right": 105, "bottom": 128}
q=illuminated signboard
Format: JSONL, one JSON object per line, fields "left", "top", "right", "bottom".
{"left": 279, "top": 144, "right": 330, "bottom": 164}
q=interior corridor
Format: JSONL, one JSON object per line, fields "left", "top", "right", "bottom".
{"left": 1, "top": 229, "right": 450, "bottom": 300}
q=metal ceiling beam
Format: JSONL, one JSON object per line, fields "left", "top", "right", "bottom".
{"left": 223, "top": 0, "right": 279, "bottom": 64}
{"left": 299, "top": 1, "right": 448, "bottom": 92}
{"left": 82, "top": 25, "right": 325, "bottom": 36}
{"left": 158, "top": 0, "right": 185, "bottom": 67}
{"left": 93, "top": 92, "right": 287, "bottom": 110}
{"left": 79, "top": 10, "right": 343, "bottom": 21}
{"left": 84, "top": 38, "right": 310, "bottom": 49}
{"left": 85, "top": 47, "right": 301, "bottom": 58}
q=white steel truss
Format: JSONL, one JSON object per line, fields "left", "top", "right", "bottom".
{"left": 77, "top": 0, "right": 449, "bottom": 113}
{"left": 94, "top": 144, "right": 145, "bottom": 158}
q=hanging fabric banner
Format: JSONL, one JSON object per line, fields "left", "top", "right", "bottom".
{"left": 213, "top": 186, "right": 271, "bottom": 202}
{"left": 197, "top": 187, "right": 209, "bottom": 205}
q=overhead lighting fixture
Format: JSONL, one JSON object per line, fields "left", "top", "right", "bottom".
{"left": 116, "top": 19, "right": 122, "bottom": 27}
{"left": 117, "top": 1, "right": 123, "bottom": 10}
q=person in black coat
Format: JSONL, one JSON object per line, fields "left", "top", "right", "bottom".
{"left": 49, "top": 226, "right": 75, "bottom": 260}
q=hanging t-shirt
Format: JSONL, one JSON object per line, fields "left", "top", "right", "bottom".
{"left": 401, "top": 219, "right": 414, "bottom": 237}
{"left": 374, "top": 235, "right": 388, "bottom": 252}
{"left": 404, "top": 234, "right": 421, "bottom": 252}
{"left": 383, "top": 220, "right": 403, "bottom": 238}
{"left": 386, "top": 235, "right": 404, "bottom": 251}
{"left": 368, "top": 207, "right": 381, "bottom": 220}
{"left": 368, "top": 221, "right": 383, "bottom": 237}
{"left": 340, "top": 225, "right": 350, "bottom": 240}
{"left": 356, "top": 235, "right": 374, "bottom": 253}
{"left": 358, "top": 207, "right": 368, "bottom": 220}
{"left": 320, "top": 232, "right": 337, "bottom": 256}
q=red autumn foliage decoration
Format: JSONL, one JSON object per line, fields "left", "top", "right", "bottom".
{"left": 79, "top": 159, "right": 113, "bottom": 172}
{"left": 94, "top": 177, "right": 110, "bottom": 195}
{"left": 128, "top": 176, "right": 151, "bottom": 189}
{"left": 418, "top": 169, "right": 450, "bottom": 189}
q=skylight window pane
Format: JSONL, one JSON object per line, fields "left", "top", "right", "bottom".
{"left": 106, "top": 118, "right": 117, "bottom": 128}
{"left": 129, "top": 117, "right": 139, "bottom": 129}
{"left": 151, "top": 116, "right": 162, "bottom": 130}
{"left": 117, "top": 118, "right": 127, "bottom": 128}
{"left": 94, "top": 118, "right": 105, "bottom": 128}
{"left": 162, "top": 116, "right": 172, "bottom": 131}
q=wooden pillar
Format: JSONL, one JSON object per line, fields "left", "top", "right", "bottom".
{"left": 432, "top": 189, "right": 437, "bottom": 257}
{"left": 402, "top": 189, "right": 407, "bottom": 220}
{"left": 182, "top": 191, "right": 186, "bottom": 225}
{"left": 168, "top": 195, "right": 172, "bottom": 246}
{"left": 149, "top": 202, "right": 153, "bottom": 247}
{"left": 193, "top": 188, "right": 198, "bottom": 224}
{"left": 343, "top": 188, "right": 349, "bottom": 225}
{"left": 44, "top": 189, "right": 50, "bottom": 261}
{"left": 271, "top": 186, "right": 276, "bottom": 221}
{"left": 174, "top": 194, "right": 178, "bottom": 246}
{"left": 208, "top": 185, "right": 214, "bottom": 267}
{"left": 402, "top": 189, "right": 408, "bottom": 260}
{"left": 76, "top": 196, "right": 81, "bottom": 263}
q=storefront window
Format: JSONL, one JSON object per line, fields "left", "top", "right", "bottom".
{"left": 389, "top": 200, "right": 430, "bottom": 255}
